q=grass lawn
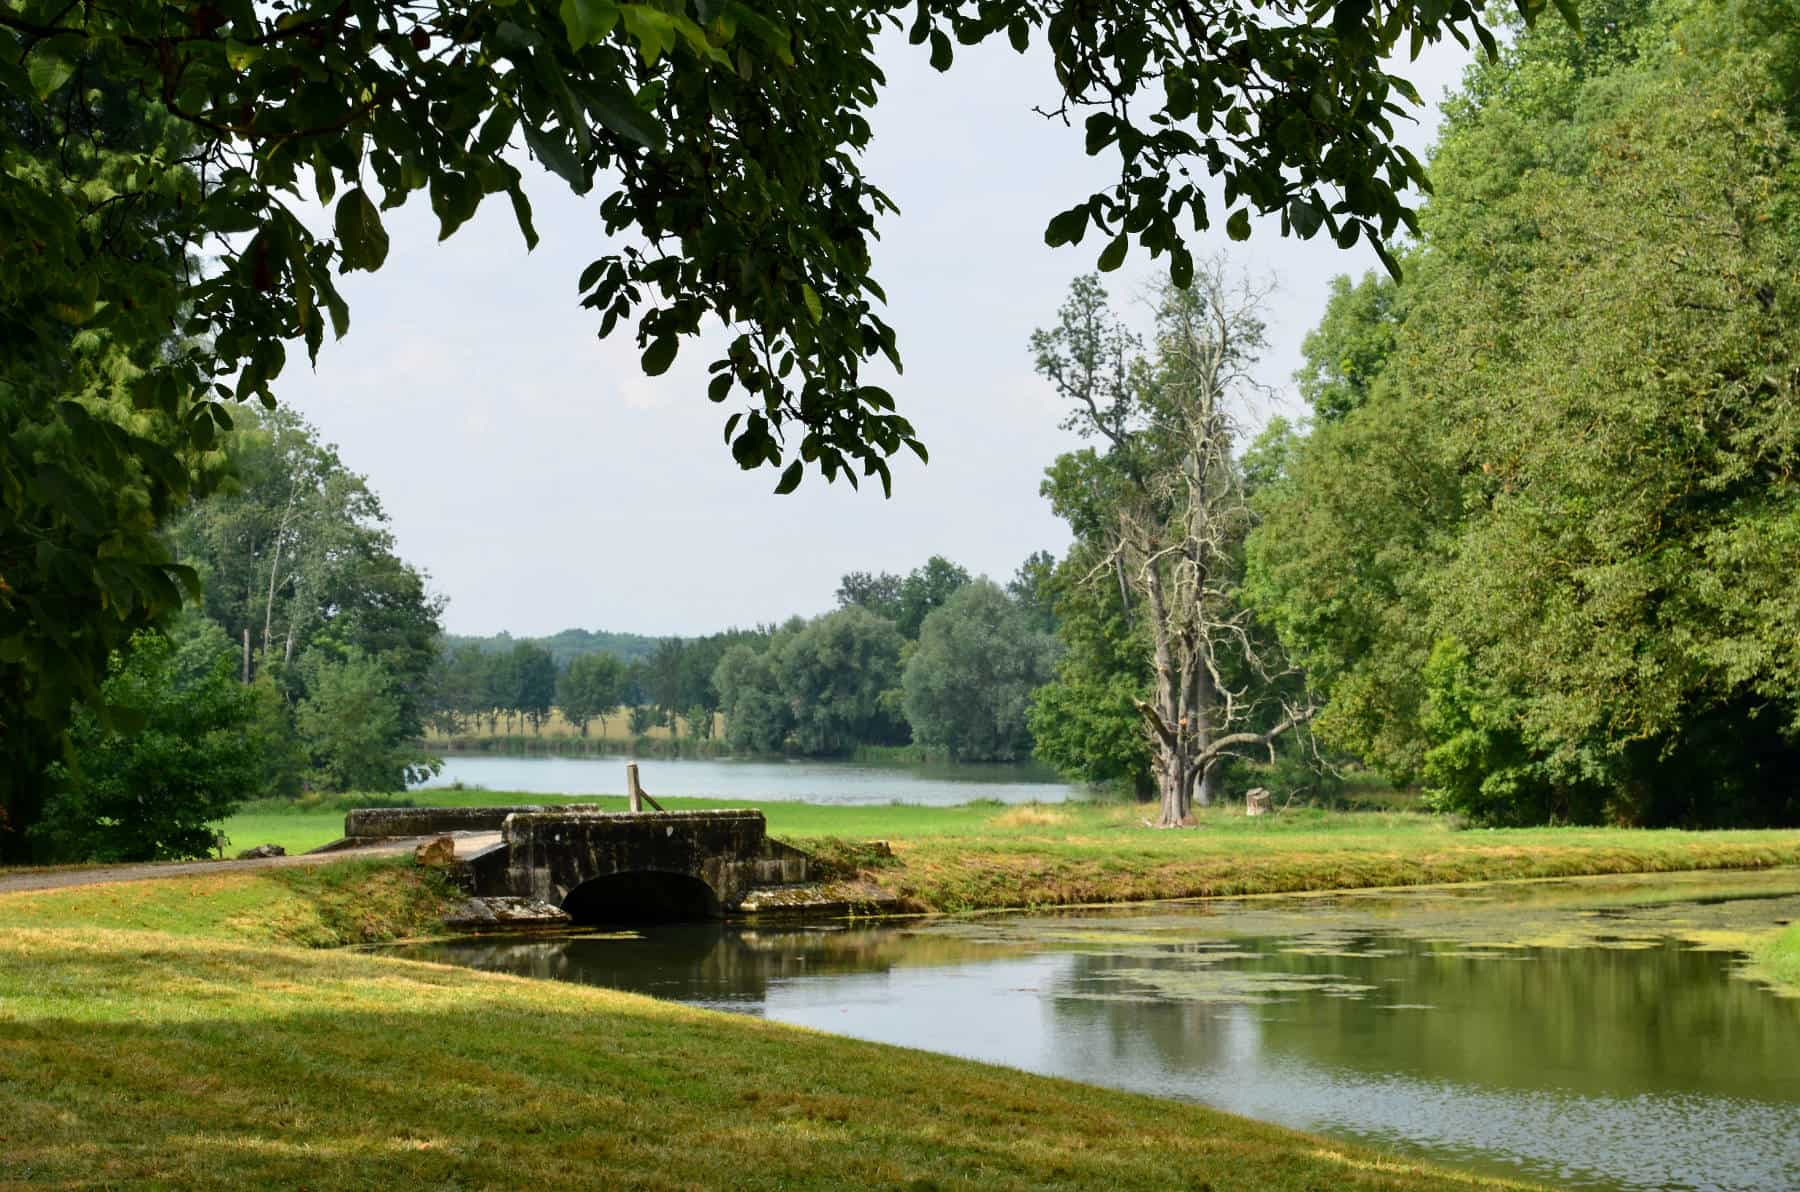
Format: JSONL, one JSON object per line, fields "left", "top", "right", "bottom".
{"left": 222, "top": 792, "right": 1800, "bottom": 912}
{"left": 1750, "top": 921, "right": 1800, "bottom": 993}
{"left": 0, "top": 863, "right": 1531, "bottom": 1190}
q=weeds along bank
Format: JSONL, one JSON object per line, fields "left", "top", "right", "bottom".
{"left": 0, "top": 862, "right": 1528, "bottom": 1191}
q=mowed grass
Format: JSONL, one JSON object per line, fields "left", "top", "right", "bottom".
{"left": 219, "top": 792, "right": 1800, "bottom": 913}
{"left": 1750, "top": 921, "right": 1800, "bottom": 994}
{"left": 0, "top": 864, "right": 1531, "bottom": 1191}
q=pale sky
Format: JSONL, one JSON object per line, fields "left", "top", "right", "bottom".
{"left": 279, "top": 32, "right": 1473, "bottom": 637}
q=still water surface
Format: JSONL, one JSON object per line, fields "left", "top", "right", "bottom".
{"left": 397, "top": 869, "right": 1800, "bottom": 1191}
{"left": 418, "top": 753, "right": 1075, "bottom": 805}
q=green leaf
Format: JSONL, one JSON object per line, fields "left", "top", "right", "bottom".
{"left": 507, "top": 185, "right": 540, "bottom": 251}
{"left": 1045, "top": 206, "right": 1090, "bottom": 247}
{"left": 591, "top": 90, "right": 666, "bottom": 150}
{"left": 929, "top": 29, "right": 953, "bottom": 71}
{"left": 522, "top": 123, "right": 586, "bottom": 189}
{"left": 642, "top": 336, "right": 678, "bottom": 375}
{"left": 1226, "top": 208, "right": 1252, "bottom": 242}
{"left": 1170, "top": 246, "right": 1194, "bottom": 290}
{"left": 27, "top": 52, "right": 73, "bottom": 101}
{"left": 773, "top": 460, "right": 804, "bottom": 495}
{"left": 1288, "top": 195, "right": 1324, "bottom": 238}
{"left": 801, "top": 283, "right": 823, "bottom": 324}
{"left": 708, "top": 373, "right": 733, "bottom": 403}
{"left": 560, "top": 0, "right": 620, "bottom": 49}
{"left": 334, "top": 189, "right": 389, "bottom": 272}
{"left": 224, "top": 39, "right": 263, "bottom": 70}
{"left": 1097, "top": 233, "right": 1128, "bottom": 272}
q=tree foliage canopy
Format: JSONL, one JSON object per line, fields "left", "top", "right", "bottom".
{"left": 1247, "top": 0, "right": 1800, "bottom": 825}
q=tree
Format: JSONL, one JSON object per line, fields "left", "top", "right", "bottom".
{"left": 777, "top": 607, "right": 907, "bottom": 754}
{"left": 558, "top": 651, "right": 624, "bottom": 738}
{"left": 1294, "top": 273, "right": 1403, "bottom": 422}
{"left": 1027, "top": 556, "right": 1155, "bottom": 794}
{"left": 35, "top": 620, "right": 261, "bottom": 862}
{"left": 895, "top": 556, "right": 972, "bottom": 639}
{"left": 295, "top": 647, "right": 439, "bottom": 792}
{"left": 1246, "top": 0, "right": 1800, "bottom": 826}
{"left": 509, "top": 642, "right": 557, "bottom": 735}
{"left": 1007, "top": 550, "right": 1060, "bottom": 635}
{"left": 1036, "top": 269, "right": 1314, "bottom": 825}
{"left": 714, "top": 641, "right": 794, "bottom": 753}
{"left": 2, "top": 0, "right": 1565, "bottom": 855}
{"left": 835, "top": 571, "right": 904, "bottom": 623}
{"left": 903, "top": 580, "right": 1058, "bottom": 761}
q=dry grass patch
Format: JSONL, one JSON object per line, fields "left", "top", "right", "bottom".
{"left": 991, "top": 805, "right": 1070, "bottom": 828}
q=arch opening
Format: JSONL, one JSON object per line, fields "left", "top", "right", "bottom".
{"left": 561, "top": 871, "right": 722, "bottom": 924}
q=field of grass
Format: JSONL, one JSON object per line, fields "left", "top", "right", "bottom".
{"left": 0, "top": 864, "right": 1529, "bottom": 1190}
{"left": 219, "top": 792, "right": 1800, "bottom": 913}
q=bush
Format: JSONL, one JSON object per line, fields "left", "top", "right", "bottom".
{"left": 37, "top": 623, "right": 261, "bottom": 862}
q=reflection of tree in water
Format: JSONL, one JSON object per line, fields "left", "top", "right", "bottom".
{"left": 412, "top": 924, "right": 1016, "bottom": 1009}
{"left": 1045, "top": 935, "right": 1800, "bottom": 1104}
{"left": 1048, "top": 950, "right": 1265, "bottom": 1076}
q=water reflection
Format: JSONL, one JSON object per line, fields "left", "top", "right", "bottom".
{"left": 393, "top": 871, "right": 1800, "bottom": 1190}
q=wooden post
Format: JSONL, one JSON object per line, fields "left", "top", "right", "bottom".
{"left": 625, "top": 763, "right": 665, "bottom": 813}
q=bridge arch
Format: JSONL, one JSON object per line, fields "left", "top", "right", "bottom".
{"left": 561, "top": 870, "right": 722, "bottom": 924}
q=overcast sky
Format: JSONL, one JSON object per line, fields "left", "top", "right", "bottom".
{"left": 278, "top": 33, "right": 1473, "bottom": 638}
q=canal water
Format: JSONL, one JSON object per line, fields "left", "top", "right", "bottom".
{"left": 394, "top": 869, "right": 1800, "bottom": 1190}
{"left": 417, "top": 753, "right": 1077, "bottom": 806}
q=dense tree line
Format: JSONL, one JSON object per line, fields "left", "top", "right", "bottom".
{"left": 433, "top": 554, "right": 1060, "bottom": 762}
{"left": 1244, "top": 0, "right": 1800, "bottom": 826}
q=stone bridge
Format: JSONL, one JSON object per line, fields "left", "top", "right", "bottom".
{"left": 343, "top": 806, "right": 825, "bottom": 922}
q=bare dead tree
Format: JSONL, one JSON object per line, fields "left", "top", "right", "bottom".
{"left": 1037, "top": 261, "right": 1317, "bottom": 827}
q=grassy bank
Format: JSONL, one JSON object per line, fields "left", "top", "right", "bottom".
{"left": 0, "top": 866, "right": 1526, "bottom": 1190}
{"left": 223, "top": 793, "right": 1800, "bottom": 912}
{"left": 1749, "top": 921, "right": 1800, "bottom": 995}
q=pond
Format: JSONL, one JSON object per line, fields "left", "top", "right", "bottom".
{"left": 416, "top": 753, "right": 1077, "bottom": 806}
{"left": 393, "top": 868, "right": 1800, "bottom": 1191}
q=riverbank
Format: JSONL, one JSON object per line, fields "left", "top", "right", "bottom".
{"left": 0, "top": 863, "right": 1526, "bottom": 1191}
{"left": 222, "top": 793, "right": 1800, "bottom": 913}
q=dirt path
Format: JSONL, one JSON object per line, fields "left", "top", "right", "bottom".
{"left": 0, "top": 833, "right": 501, "bottom": 896}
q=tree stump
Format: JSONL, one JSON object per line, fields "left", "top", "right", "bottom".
{"left": 1245, "top": 788, "right": 1272, "bottom": 817}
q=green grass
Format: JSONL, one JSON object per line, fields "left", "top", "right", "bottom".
{"left": 0, "top": 866, "right": 1531, "bottom": 1190}
{"left": 222, "top": 792, "right": 1800, "bottom": 912}
{"left": 0, "top": 858, "right": 460, "bottom": 947}
{"left": 1748, "top": 921, "right": 1800, "bottom": 995}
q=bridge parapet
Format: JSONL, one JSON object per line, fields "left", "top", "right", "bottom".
{"left": 344, "top": 804, "right": 608, "bottom": 839}
{"left": 490, "top": 808, "right": 816, "bottom": 915}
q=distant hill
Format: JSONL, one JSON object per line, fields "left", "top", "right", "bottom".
{"left": 444, "top": 628, "right": 666, "bottom": 667}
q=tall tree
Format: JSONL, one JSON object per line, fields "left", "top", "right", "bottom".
{"left": 903, "top": 580, "right": 1058, "bottom": 761}
{"left": 835, "top": 571, "right": 904, "bottom": 623}
{"left": 777, "top": 607, "right": 907, "bottom": 754}
{"left": 895, "top": 556, "right": 972, "bottom": 639}
{"left": 509, "top": 642, "right": 557, "bottom": 736}
{"left": 557, "top": 652, "right": 624, "bottom": 738}
{"left": 1036, "top": 269, "right": 1313, "bottom": 825}
{"left": 1247, "top": 0, "right": 1800, "bottom": 826}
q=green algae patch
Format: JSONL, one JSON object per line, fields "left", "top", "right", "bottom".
{"left": 1081, "top": 966, "right": 1381, "bottom": 1005}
